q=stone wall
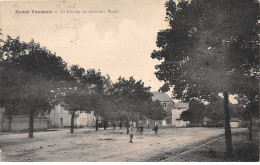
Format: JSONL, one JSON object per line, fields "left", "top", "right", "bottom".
{"left": 0, "top": 116, "right": 48, "bottom": 132}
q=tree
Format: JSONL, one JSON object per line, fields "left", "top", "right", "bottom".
{"left": 99, "top": 97, "right": 118, "bottom": 130}
{"left": 180, "top": 99, "right": 206, "bottom": 125}
{"left": 61, "top": 67, "right": 112, "bottom": 132}
{"left": 0, "top": 36, "right": 70, "bottom": 138}
{"left": 236, "top": 90, "right": 259, "bottom": 140}
{"left": 0, "top": 63, "right": 26, "bottom": 130}
{"left": 232, "top": 59, "right": 259, "bottom": 140}
{"left": 110, "top": 76, "right": 153, "bottom": 133}
{"left": 181, "top": 96, "right": 243, "bottom": 126}
{"left": 84, "top": 69, "right": 111, "bottom": 131}
{"left": 151, "top": 0, "right": 258, "bottom": 157}
{"left": 206, "top": 96, "right": 243, "bottom": 123}
{"left": 57, "top": 65, "right": 108, "bottom": 133}
{"left": 146, "top": 100, "right": 166, "bottom": 125}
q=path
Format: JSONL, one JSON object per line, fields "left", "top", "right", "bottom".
{"left": 0, "top": 127, "right": 247, "bottom": 162}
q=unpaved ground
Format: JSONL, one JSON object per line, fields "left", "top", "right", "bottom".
{"left": 163, "top": 131, "right": 259, "bottom": 162}
{"left": 0, "top": 127, "right": 247, "bottom": 162}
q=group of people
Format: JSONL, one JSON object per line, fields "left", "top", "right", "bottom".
{"left": 129, "top": 125, "right": 158, "bottom": 143}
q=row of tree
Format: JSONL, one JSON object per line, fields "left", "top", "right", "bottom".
{"left": 0, "top": 35, "right": 166, "bottom": 138}
{"left": 151, "top": 0, "right": 258, "bottom": 157}
{"left": 180, "top": 96, "right": 247, "bottom": 126}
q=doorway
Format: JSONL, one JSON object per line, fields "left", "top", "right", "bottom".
{"left": 60, "top": 118, "right": 64, "bottom": 128}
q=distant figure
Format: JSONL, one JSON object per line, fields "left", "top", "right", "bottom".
{"left": 139, "top": 125, "right": 144, "bottom": 135}
{"left": 154, "top": 125, "right": 158, "bottom": 135}
{"left": 129, "top": 127, "right": 134, "bottom": 143}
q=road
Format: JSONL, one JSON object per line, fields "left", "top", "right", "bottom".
{"left": 0, "top": 127, "right": 247, "bottom": 162}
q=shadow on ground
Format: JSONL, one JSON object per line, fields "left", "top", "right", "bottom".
{"left": 149, "top": 130, "right": 259, "bottom": 162}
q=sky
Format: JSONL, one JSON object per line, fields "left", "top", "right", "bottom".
{"left": 0, "top": 0, "right": 238, "bottom": 103}
{"left": 0, "top": 0, "right": 169, "bottom": 93}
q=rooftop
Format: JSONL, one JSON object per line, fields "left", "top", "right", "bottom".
{"left": 230, "top": 118, "right": 240, "bottom": 122}
{"left": 151, "top": 92, "right": 172, "bottom": 102}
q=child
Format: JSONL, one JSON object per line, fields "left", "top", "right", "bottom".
{"left": 129, "top": 126, "right": 134, "bottom": 143}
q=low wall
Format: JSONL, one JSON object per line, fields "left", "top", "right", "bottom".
{"left": 0, "top": 116, "right": 48, "bottom": 132}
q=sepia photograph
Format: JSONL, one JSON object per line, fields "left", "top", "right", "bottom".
{"left": 0, "top": 0, "right": 259, "bottom": 162}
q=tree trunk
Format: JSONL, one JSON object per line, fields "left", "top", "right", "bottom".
{"left": 8, "top": 116, "right": 12, "bottom": 131}
{"left": 137, "top": 113, "right": 139, "bottom": 126}
{"left": 126, "top": 120, "right": 129, "bottom": 134}
{"left": 249, "top": 114, "right": 252, "bottom": 140}
{"left": 104, "top": 119, "right": 107, "bottom": 130}
{"left": 147, "top": 119, "right": 150, "bottom": 129}
{"left": 70, "top": 111, "right": 75, "bottom": 133}
{"left": 223, "top": 91, "right": 233, "bottom": 157}
{"left": 95, "top": 116, "right": 98, "bottom": 131}
{"left": 119, "top": 120, "right": 122, "bottom": 129}
{"left": 113, "top": 121, "right": 116, "bottom": 129}
{"left": 28, "top": 110, "right": 34, "bottom": 138}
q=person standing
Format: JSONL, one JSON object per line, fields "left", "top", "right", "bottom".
{"left": 154, "top": 125, "right": 158, "bottom": 135}
{"left": 139, "top": 124, "right": 144, "bottom": 135}
{"left": 129, "top": 126, "right": 134, "bottom": 143}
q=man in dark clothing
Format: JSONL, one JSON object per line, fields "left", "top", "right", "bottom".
{"left": 154, "top": 125, "right": 158, "bottom": 135}
{"left": 139, "top": 125, "right": 144, "bottom": 135}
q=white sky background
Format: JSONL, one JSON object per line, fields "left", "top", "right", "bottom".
{"left": 0, "top": 0, "right": 238, "bottom": 103}
{"left": 0, "top": 0, "right": 169, "bottom": 92}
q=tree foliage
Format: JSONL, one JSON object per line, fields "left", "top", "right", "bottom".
{"left": 181, "top": 96, "right": 244, "bottom": 125}
{"left": 180, "top": 99, "right": 206, "bottom": 124}
{"left": 146, "top": 100, "right": 166, "bottom": 121}
{"left": 56, "top": 64, "right": 110, "bottom": 132}
{"left": 111, "top": 76, "right": 153, "bottom": 118}
{"left": 109, "top": 77, "right": 165, "bottom": 132}
{"left": 152, "top": 0, "right": 258, "bottom": 100}
{"left": 151, "top": 0, "right": 258, "bottom": 156}
{"left": 0, "top": 35, "right": 70, "bottom": 138}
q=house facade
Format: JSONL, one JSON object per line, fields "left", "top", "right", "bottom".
{"left": 152, "top": 92, "right": 190, "bottom": 127}
{"left": 47, "top": 104, "right": 95, "bottom": 128}
{"left": 172, "top": 102, "right": 190, "bottom": 127}
{"left": 0, "top": 104, "right": 96, "bottom": 131}
{"left": 229, "top": 118, "right": 241, "bottom": 128}
{"left": 152, "top": 92, "right": 173, "bottom": 127}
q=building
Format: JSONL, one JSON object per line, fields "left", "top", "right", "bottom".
{"left": 151, "top": 92, "right": 190, "bottom": 127}
{"left": 0, "top": 104, "right": 96, "bottom": 132}
{"left": 152, "top": 92, "right": 173, "bottom": 127}
{"left": 47, "top": 104, "right": 95, "bottom": 128}
{"left": 230, "top": 118, "right": 240, "bottom": 128}
{"left": 152, "top": 92, "right": 173, "bottom": 111}
{"left": 172, "top": 102, "right": 190, "bottom": 127}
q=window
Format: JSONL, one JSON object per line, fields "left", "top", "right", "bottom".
{"left": 162, "top": 102, "right": 166, "bottom": 107}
